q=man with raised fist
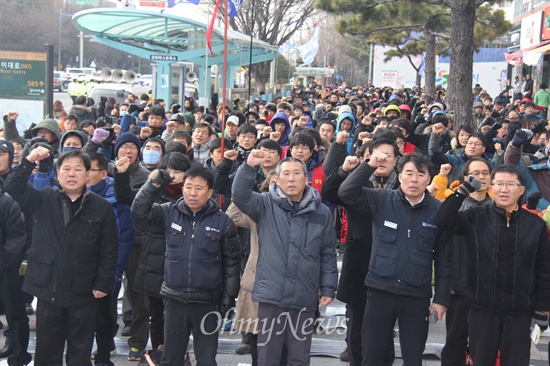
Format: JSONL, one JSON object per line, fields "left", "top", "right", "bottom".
{"left": 436, "top": 164, "right": 550, "bottom": 366}
{"left": 232, "top": 150, "right": 338, "bottom": 366}
{"left": 5, "top": 148, "right": 118, "bottom": 366}
{"left": 338, "top": 152, "right": 451, "bottom": 366}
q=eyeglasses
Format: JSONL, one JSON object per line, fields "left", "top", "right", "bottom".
{"left": 291, "top": 145, "right": 311, "bottom": 151}
{"left": 490, "top": 181, "right": 522, "bottom": 188}
{"left": 193, "top": 129, "right": 210, "bottom": 136}
{"left": 396, "top": 141, "right": 405, "bottom": 147}
{"left": 239, "top": 134, "right": 257, "bottom": 140}
{"left": 469, "top": 170, "right": 490, "bottom": 177}
{"left": 120, "top": 145, "right": 138, "bottom": 151}
{"left": 466, "top": 141, "right": 484, "bottom": 147}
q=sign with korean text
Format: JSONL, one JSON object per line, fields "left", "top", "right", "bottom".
{"left": 150, "top": 55, "right": 178, "bottom": 61}
{"left": 381, "top": 70, "right": 398, "bottom": 88}
{"left": 0, "top": 45, "right": 53, "bottom": 127}
{"left": 0, "top": 50, "right": 48, "bottom": 100}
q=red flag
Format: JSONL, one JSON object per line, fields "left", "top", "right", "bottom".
{"left": 206, "top": 0, "right": 221, "bottom": 55}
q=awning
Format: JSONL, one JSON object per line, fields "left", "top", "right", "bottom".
{"left": 524, "top": 52, "right": 544, "bottom": 66}
{"left": 505, "top": 41, "right": 550, "bottom": 66}
{"left": 505, "top": 50, "right": 524, "bottom": 66}
{"left": 529, "top": 42, "right": 550, "bottom": 53}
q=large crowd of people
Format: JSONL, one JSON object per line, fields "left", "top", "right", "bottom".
{"left": 0, "top": 79, "right": 549, "bottom": 366}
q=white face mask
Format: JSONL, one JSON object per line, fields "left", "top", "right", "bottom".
{"left": 120, "top": 111, "right": 127, "bottom": 117}
{"left": 142, "top": 149, "right": 161, "bottom": 165}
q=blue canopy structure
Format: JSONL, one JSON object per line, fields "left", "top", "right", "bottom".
{"left": 72, "top": 7, "right": 278, "bottom": 104}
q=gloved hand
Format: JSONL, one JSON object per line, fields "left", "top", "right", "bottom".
{"left": 220, "top": 296, "right": 235, "bottom": 319}
{"left": 491, "top": 110, "right": 502, "bottom": 119}
{"left": 457, "top": 176, "right": 483, "bottom": 196}
{"left": 511, "top": 129, "right": 532, "bottom": 147}
{"left": 23, "top": 123, "right": 37, "bottom": 140}
{"left": 100, "top": 96, "right": 108, "bottom": 106}
{"left": 532, "top": 310, "right": 549, "bottom": 332}
{"left": 102, "top": 128, "right": 117, "bottom": 147}
{"left": 415, "top": 114, "right": 426, "bottom": 125}
{"left": 490, "top": 121, "right": 503, "bottom": 132}
{"left": 531, "top": 119, "right": 547, "bottom": 135}
{"left": 527, "top": 192, "right": 542, "bottom": 210}
{"left": 91, "top": 128, "right": 110, "bottom": 145}
{"left": 481, "top": 117, "right": 494, "bottom": 129}
{"left": 38, "top": 154, "right": 54, "bottom": 173}
{"left": 151, "top": 169, "right": 174, "bottom": 186}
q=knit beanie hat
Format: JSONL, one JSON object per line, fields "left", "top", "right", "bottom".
{"left": 183, "top": 112, "right": 196, "bottom": 129}
{"left": 115, "top": 132, "right": 141, "bottom": 156}
{"left": 338, "top": 105, "right": 352, "bottom": 116}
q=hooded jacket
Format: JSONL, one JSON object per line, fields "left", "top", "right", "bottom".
{"left": 269, "top": 111, "right": 291, "bottom": 147}
{"left": 192, "top": 141, "right": 211, "bottom": 166}
{"left": 60, "top": 130, "right": 89, "bottom": 151}
{"left": 232, "top": 163, "right": 338, "bottom": 311}
{"left": 20, "top": 119, "right": 62, "bottom": 159}
{"left": 336, "top": 112, "right": 356, "bottom": 156}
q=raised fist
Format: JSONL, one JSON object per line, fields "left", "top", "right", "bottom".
{"left": 246, "top": 149, "right": 267, "bottom": 167}
{"left": 342, "top": 156, "right": 360, "bottom": 172}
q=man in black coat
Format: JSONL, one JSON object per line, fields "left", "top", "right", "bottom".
{"left": 0, "top": 176, "right": 31, "bottom": 366}
{"left": 131, "top": 166, "right": 240, "bottom": 365}
{"left": 436, "top": 164, "right": 550, "bottom": 366}
{"left": 322, "top": 138, "right": 400, "bottom": 366}
{"left": 5, "top": 148, "right": 118, "bottom": 366}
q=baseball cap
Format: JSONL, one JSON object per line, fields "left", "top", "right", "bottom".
{"left": 227, "top": 116, "right": 239, "bottom": 125}
{"left": 0, "top": 140, "right": 15, "bottom": 164}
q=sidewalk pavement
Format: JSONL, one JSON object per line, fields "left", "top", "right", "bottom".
{"left": 1, "top": 299, "right": 547, "bottom": 366}
{"left": 4, "top": 253, "right": 548, "bottom": 365}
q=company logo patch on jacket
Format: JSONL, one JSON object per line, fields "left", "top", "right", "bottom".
{"left": 422, "top": 222, "right": 437, "bottom": 229}
{"left": 384, "top": 220, "right": 398, "bottom": 229}
{"left": 205, "top": 226, "right": 220, "bottom": 233}
{"left": 171, "top": 223, "right": 182, "bottom": 232}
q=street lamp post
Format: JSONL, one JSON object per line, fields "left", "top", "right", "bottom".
{"left": 58, "top": 9, "right": 62, "bottom": 70}
{"left": 79, "top": 31, "right": 84, "bottom": 68}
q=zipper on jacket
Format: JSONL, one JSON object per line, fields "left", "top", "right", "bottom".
{"left": 52, "top": 198, "right": 72, "bottom": 301}
{"left": 305, "top": 222, "right": 308, "bottom": 247}
{"left": 187, "top": 219, "right": 197, "bottom": 289}
{"left": 407, "top": 206, "right": 415, "bottom": 239}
